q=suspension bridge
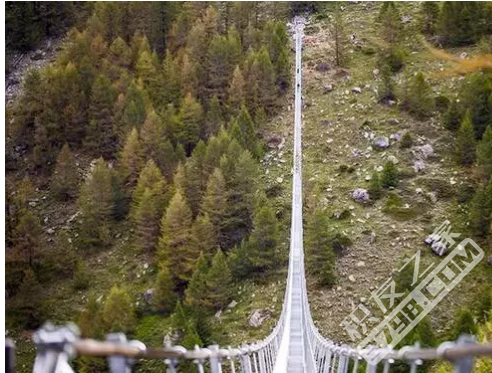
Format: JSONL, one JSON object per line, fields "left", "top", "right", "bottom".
{"left": 7, "top": 17, "right": 492, "bottom": 373}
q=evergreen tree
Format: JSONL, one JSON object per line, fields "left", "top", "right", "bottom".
{"left": 86, "top": 75, "right": 116, "bottom": 157}
{"left": 378, "top": 63, "right": 396, "bottom": 103}
{"left": 419, "top": 2, "right": 440, "bottom": 35}
{"left": 136, "top": 50, "right": 164, "bottom": 108}
{"left": 14, "top": 210, "right": 43, "bottom": 268}
{"left": 176, "top": 93, "right": 203, "bottom": 155}
{"left": 201, "top": 168, "right": 228, "bottom": 240}
{"left": 134, "top": 188, "right": 162, "bottom": 253}
{"left": 153, "top": 263, "right": 177, "bottom": 314}
{"left": 402, "top": 73, "right": 435, "bottom": 119}
{"left": 184, "top": 252, "right": 210, "bottom": 309}
{"left": 271, "top": 22, "right": 291, "bottom": 93}
{"left": 438, "top": 2, "right": 487, "bottom": 46}
{"left": 191, "top": 214, "right": 217, "bottom": 260}
{"left": 184, "top": 141, "right": 208, "bottom": 216}
{"left": 306, "top": 209, "right": 337, "bottom": 286}
{"left": 469, "top": 177, "right": 492, "bottom": 237}
{"left": 120, "top": 127, "right": 144, "bottom": 188}
{"left": 456, "top": 111, "right": 477, "bottom": 166}
{"left": 121, "top": 81, "right": 147, "bottom": 134}
{"left": 443, "top": 100, "right": 462, "bottom": 131}
{"left": 381, "top": 161, "right": 399, "bottom": 188}
{"left": 459, "top": 74, "right": 492, "bottom": 138}
{"left": 228, "top": 65, "right": 246, "bottom": 116}
{"left": 252, "top": 47, "right": 277, "bottom": 114}
{"left": 78, "top": 158, "right": 114, "bottom": 250}
{"left": 247, "top": 204, "right": 279, "bottom": 271}
{"left": 51, "top": 143, "right": 78, "bottom": 200}
{"left": 230, "top": 105, "right": 259, "bottom": 157}
{"left": 331, "top": 8, "right": 347, "bottom": 67}
{"left": 158, "top": 190, "right": 196, "bottom": 288}
{"left": 162, "top": 51, "right": 182, "bottom": 106}
{"left": 205, "top": 249, "right": 233, "bottom": 310}
{"left": 379, "top": 2, "right": 401, "bottom": 44}
{"left": 109, "top": 37, "right": 131, "bottom": 69}
{"left": 451, "top": 308, "right": 478, "bottom": 340}
{"left": 10, "top": 268, "right": 45, "bottom": 328}
{"left": 205, "top": 96, "right": 225, "bottom": 137}
{"left": 132, "top": 159, "right": 168, "bottom": 217}
{"left": 79, "top": 296, "right": 103, "bottom": 339}
{"left": 102, "top": 285, "right": 136, "bottom": 332}
{"left": 477, "top": 126, "right": 492, "bottom": 180}
{"left": 368, "top": 172, "right": 383, "bottom": 200}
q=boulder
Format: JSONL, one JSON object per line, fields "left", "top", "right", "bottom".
{"left": 387, "top": 155, "right": 399, "bottom": 164}
{"left": 248, "top": 309, "right": 271, "bottom": 328}
{"left": 143, "top": 288, "right": 155, "bottom": 304}
{"left": 351, "top": 188, "right": 370, "bottom": 203}
{"left": 352, "top": 87, "right": 362, "bottom": 94}
{"left": 372, "top": 136, "right": 389, "bottom": 149}
{"left": 266, "top": 134, "right": 283, "bottom": 149}
{"left": 413, "top": 160, "right": 426, "bottom": 172}
{"left": 348, "top": 275, "right": 356, "bottom": 283}
{"left": 415, "top": 144, "right": 434, "bottom": 159}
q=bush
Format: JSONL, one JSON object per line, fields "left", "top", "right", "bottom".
{"left": 368, "top": 172, "right": 383, "bottom": 200}
{"left": 450, "top": 308, "right": 478, "bottom": 340}
{"left": 382, "top": 193, "right": 417, "bottom": 220}
{"left": 402, "top": 72, "right": 435, "bottom": 119}
{"left": 379, "top": 46, "right": 406, "bottom": 73}
{"left": 417, "top": 177, "right": 455, "bottom": 199}
{"left": 73, "top": 261, "right": 90, "bottom": 290}
{"left": 435, "top": 95, "right": 450, "bottom": 112}
{"left": 400, "top": 132, "right": 413, "bottom": 149}
{"left": 381, "top": 161, "right": 399, "bottom": 188}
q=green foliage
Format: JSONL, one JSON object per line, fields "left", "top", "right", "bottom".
{"left": 402, "top": 73, "right": 435, "bottom": 119}
{"left": 382, "top": 193, "right": 417, "bottom": 220}
{"left": 184, "top": 253, "right": 210, "bottom": 309}
{"left": 378, "top": 62, "right": 396, "bottom": 103}
{"left": 119, "top": 127, "right": 144, "bottom": 188}
{"left": 451, "top": 308, "right": 478, "bottom": 340}
{"left": 153, "top": 264, "right": 177, "bottom": 314}
{"left": 381, "top": 161, "right": 399, "bottom": 188}
{"left": 51, "top": 143, "right": 78, "bottom": 200}
{"left": 175, "top": 93, "right": 204, "bottom": 155}
{"left": 77, "top": 158, "right": 114, "bottom": 250}
{"left": 72, "top": 261, "right": 90, "bottom": 290}
{"left": 378, "top": 2, "right": 401, "bottom": 44}
{"left": 331, "top": 8, "right": 347, "bottom": 67}
{"left": 419, "top": 2, "right": 440, "bottom": 35}
{"left": 204, "top": 249, "right": 233, "bottom": 310}
{"left": 459, "top": 74, "right": 492, "bottom": 138}
{"left": 443, "top": 100, "right": 462, "bottom": 131}
{"left": 400, "top": 132, "right": 413, "bottom": 149}
{"left": 102, "top": 285, "right": 136, "bottom": 333}
{"left": 477, "top": 125, "right": 492, "bottom": 180}
{"left": 306, "top": 209, "right": 337, "bottom": 286}
{"left": 455, "top": 111, "right": 477, "bottom": 166}
{"left": 191, "top": 214, "right": 217, "bottom": 260}
{"left": 469, "top": 177, "right": 492, "bottom": 237}
{"left": 13, "top": 209, "right": 43, "bottom": 268}
{"left": 368, "top": 172, "right": 383, "bottom": 200}
{"left": 379, "top": 46, "right": 406, "bottom": 74}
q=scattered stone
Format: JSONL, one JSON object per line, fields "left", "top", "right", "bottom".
{"left": 390, "top": 133, "right": 401, "bottom": 141}
{"left": 415, "top": 144, "right": 434, "bottom": 159}
{"left": 365, "top": 175, "right": 371, "bottom": 181}
{"left": 387, "top": 155, "right": 399, "bottom": 164}
{"left": 376, "top": 165, "right": 384, "bottom": 172}
{"left": 351, "top": 188, "right": 370, "bottom": 203}
{"left": 46, "top": 228, "right": 56, "bottom": 235}
{"left": 427, "top": 192, "right": 438, "bottom": 204}
{"left": 352, "top": 87, "right": 362, "bottom": 94}
{"left": 360, "top": 297, "right": 367, "bottom": 304}
{"left": 372, "top": 69, "right": 380, "bottom": 76}
{"left": 388, "top": 100, "right": 396, "bottom": 106}
{"left": 248, "top": 309, "right": 271, "bottom": 328}
{"left": 215, "top": 310, "right": 222, "bottom": 319}
{"left": 357, "top": 261, "right": 365, "bottom": 268}
{"left": 416, "top": 188, "right": 424, "bottom": 194}
{"left": 276, "top": 177, "right": 283, "bottom": 184}
{"left": 316, "top": 63, "right": 330, "bottom": 72}
{"left": 228, "top": 300, "right": 238, "bottom": 309}
{"left": 143, "top": 263, "right": 149, "bottom": 270}
{"left": 460, "top": 52, "right": 468, "bottom": 59}
{"left": 413, "top": 160, "right": 426, "bottom": 172}
{"left": 266, "top": 134, "right": 284, "bottom": 149}
{"left": 96, "top": 295, "right": 103, "bottom": 303}
{"left": 388, "top": 118, "right": 400, "bottom": 126}
{"left": 401, "top": 15, "right": 412, "bottom": 24}
{"left": 450, "top": 177, "right": 457, "bottom": 185}
{"left": 31, "top": 50, "right": 44, "bottom": 61}
{"left": 372, "top": 136, "right": 389, "bottom": 149}
{"left": 487, "top": 256, "right": 492, "bottom": 266}
{"left": 323, "top": 84, "right": 333, "bottom": 93}
{"left": 320, "top": 119, "right": 332, "bottom": 126}
{"left": 143, "top": 288, "right": 155, "bottom": 304}
{"left": 349, "top": 275, "right": 356, "bottom": 283}
{"left": 334, "top": 68, "right": 350, "bottom": 78}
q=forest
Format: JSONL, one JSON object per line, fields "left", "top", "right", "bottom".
{"left": 4, "top": 1, "right": 492, "bottom": 372}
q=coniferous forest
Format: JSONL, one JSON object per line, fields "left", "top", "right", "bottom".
{"left": 4, "top": 2, "right": 492, "bottom": 372}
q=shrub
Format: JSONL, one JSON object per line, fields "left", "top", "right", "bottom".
{"left": 379, "top": 46, "right": 406, "bottom": 73}
{"left": 381, "top": 161, "right": 399, "bottom": 188}
{"left": 435, "top": 95, "right": 450, "bottom": 112}
{"left": 400, "top": 132, "right": 413, "bottom": 149}
{"left": 382, "top": 193, "right": 417, "bottom": 220}
{"left": 450, "top": 308, "right": 478, "bottom": 340}
{"left": 72, "top": 261, "right": 90, "bottom": 290}
{"left": 368, "top": 172, "right": 383, "bottom": 200}
{"left": 402, "top": 72, "right": 435, "bottom": 119}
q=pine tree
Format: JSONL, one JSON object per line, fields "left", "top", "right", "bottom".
{"left": 11, "top": 268, "right": 45, "bottom": 328}
{"left": 477, "top": 126, "right": 492, "bottom": 180}
{"left": 443, "top": 100, "right": 462, "bottom": 131}
{"left": 78, "top": 158, "right": 114, "bottom": 250}
{"left": 184, "top": 141, "right": 208, "bottom": 216}
{"left": 136, "top": 50, "right": 164, "bottom": 107}
{"left": 121, "top": 81, "right": 147, "bottom": 134}
{"left": 331, "top": 8, "right": 347, "bottom": 67}
{"left": 153, "top": 263, "right": 177, "bottom": 314}
{"left": 86, "top": 75, "right": 116, "bottom": 157}
{"left": 120, "top": 127, "right": 144, "bottom": 188}
{"left": 419, "top": 2, "right": 440, "bottom": 35}
{"left": 230, "top": 105, "right": 259, "bottom": 157}
{"left": 469, "top": 177, "right": 492, "bottom": 237}
{"left": 368, "top": 172, "right": 383, "bottom": 200}
{"left": 201, "top": 168, "right": 228, "bottom": 241}
{"left": 205, "top": 249, "right": 233, "bottom": 310}
{"left": 306, "top": 209, "right": 337, "bottom": 286}
{"left": 459, "top": 73, "right": 492, "bottom": 138}
{"left": 271, "top": 22, "right": 290, "bottom": 93}
{"left": 134, "top": 188, "right": 161, "bottom": 253}
{"left": 252, "top": 47, "right": 277, "bottom": 114}
{"left": 132, "top": 160, "right": 168, "bottom": 216}
{"left": 402, "top": 73, "right": 435, "bottom": 119}
{"left": 247, "top": 204, "right": 279, "bottom": 271}
{"left": 228, "top": 65, "right": 246, "bottom": 116}
{"left": 102, "top": 285, "right": 136, "bottom": 332}
{"left": 381, "top": 161, "right": 399, "bottom": 188}
{"left": 158, "top": 190, "right": 196, "bottom": 288}
{"left": 14, "top": 210, "right": 42, "bottom": 268}
{"left": 176, "top": 93, "right": 203, "bottom": 155}
{"left": 456, "top": 111, "right": 477, "bottom": 166}
{"left": 205, "top": 96, "right": 225, "bottom": 137}
{"left": 191, "top": 214, "right": 217, "bottom": 260}
{"left": 184, "top": 252, "right": 210, "bottom": 309}
{"left": 162, "top": 51, "right": 181, "bottom": 106}
{"left": 378, "top": 62, "right": 396, "bottom": 103}
{"left": 109, "top": 37, "right": 131, "bottom": 68}
{"left": 379, "top": 2, "right": 402, "bottom": 44}
{"left": 51, "top": 143, "right": 78, "bottom": 200}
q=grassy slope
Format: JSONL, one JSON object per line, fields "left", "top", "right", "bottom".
{"left": 301, "top": 2, "right": 492, "bottom": 345}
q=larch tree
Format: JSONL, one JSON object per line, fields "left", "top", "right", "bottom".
{"left": 443, "top": 100, "right": 462, "bottom": 131}
{"left": 205, "top": 96, "right": 225, "bottom": 137}
{"left": 456, "top": 111, "right": 477, "bottom": 166}
{"left": 86, "top": 74, "right": 116, "bottom": 157}
{"left": 51, "top": 143, "right": 78, "bottom": 200}
{"left": 230, "top": 105, "right": 259, "bottom": 157}
{"left": 158, "top": 190, "right": 196, "bottom": 288}
{"left": 176, "top": 92, "right": 203, "bottom": 155}
{"left": 14, "top": 210, "right": 43, "bottom": 268}
{"left": 201, "top": 168, "right": 228, "bottom": 242}
{"left": 184, "top": 252, "right": 210, "bottom": 310}
{"left": 191, "top": 214, "right": 217, "bottom": 260}
{"left": 153, "top": 263, "right": 177, "bottom": 314}
{"left": 247, "top": 204, "right": 279, "bottom": 272}
{"left": 252, "top": 47, "right": 277, "bottom": 114}
{"left": 184, "top": 141, "right": 208, "bottom": 216}
{"left": 477, "top": 126, "right": 492, "bottom": 180}
{"left": 228, "top": 65, "right": 246, "bottom": 116}
{"left": 402, "top": 73, "right": 435, "bottom": 119}
{"left": 204, "top": 249, "right": 233, "bottom": 310}
{"left": 78, "top": 158, "right": 115, "bottom": 250}
{"left": 120, "top": 127, "right": 144, "bottom": 188}
{"left": 331, "top": 8, "right": 347, "bottom": 67}
{"left": 102, "top": 285, "right": 136, "bottom": 332}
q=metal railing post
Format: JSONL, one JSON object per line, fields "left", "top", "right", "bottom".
{"left": 453, "top": 335, "right": 477, "bottom": 373}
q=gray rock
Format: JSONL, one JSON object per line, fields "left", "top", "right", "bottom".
{"left": 388, "top": 100, "right": 397, "bottom": 106}
{"left": 46, "top": 228, "right": 56, "bottom": 235}
{"left": 372, "top": 69, "right": 380, "bottom": 76}
{"left": 323, "top": 84, "right": 333, "bottom": 93}
{"left": 228, "top": 300, "right": 238, "bottom": 309}
{"left": 215, "top": 309, "right": 222, "bottom": 319}
{"left": 387, "top": 155, "right": 399, "bottom": 164}
{"left": 248, "top": 309, "right": 271, "bottom": 328}
{"left": 390, "top": 133, "right": 401, "bottom": 141}
{"left": 357, "top": 261, "right": 365, "bottom": 268}
{"left": 276, "top": 177, "right": 283, "bottom": 184}
{"left": 349, "top": 275, "right": 356, "bottom": 283}
{"left": 388, "top": 118, "right": 400, "bottom": 126}
{"left": 316, "top": 63, "right": 331, "bottom": 72}
{"left": 352, "top": 87, "right": 362, "bottom": 94}
{"left": 144, "top": 288, "right": 155, "bottom": 304}
{"left": 351, "top": 188, "right": 370, "bottom": 203}
{"left": 320, "top": 119, "right": 332, "bottom": 126}
{"left": 416, "top": 144, "right": 434, "bottom": 159}
{"left": 372, "top": 136, "right": 389, "bottom": 149}
{"left": 31, "top": 50, "right": 44, "bottom": 61}
{"left": 413, "top": 160, "right": 426, "bottom": 172}
{"left": 460, "top": 52, "right": 468, "bottom": 59}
